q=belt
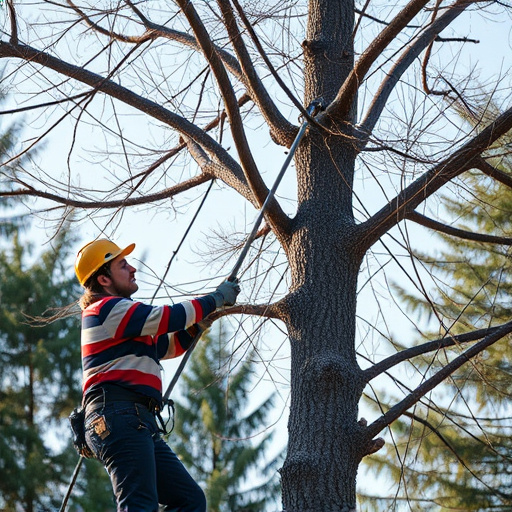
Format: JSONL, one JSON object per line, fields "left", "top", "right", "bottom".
{"left": 84, "top": 384, "right": 173, "bottom": 435}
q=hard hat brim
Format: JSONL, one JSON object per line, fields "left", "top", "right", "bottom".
{"left": 116, "top": 243, "right": 136, "bottom": 260}
{"left": 100, "top": 242, "right": 136, "bottom": 271}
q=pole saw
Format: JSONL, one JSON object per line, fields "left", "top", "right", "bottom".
{"left": 162, "top": 98, "right": 323, "bottom": 403}
{"left": 59, "top": 99, "right": 322, "bottom": 511}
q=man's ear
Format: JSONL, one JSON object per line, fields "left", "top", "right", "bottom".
{"left": 97, "top": 274, "right": 111, "bottom": 287}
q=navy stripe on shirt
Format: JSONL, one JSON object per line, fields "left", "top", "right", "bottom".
{"left": 118, "top": 303, "right": 154, "bottom": 339}
{"left": 83, "top": 339, "right": 157, "bottom": 370}
{"left": 166, "top": 302, "right": 187, "bottom": 333}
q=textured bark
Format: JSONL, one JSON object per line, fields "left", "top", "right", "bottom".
{"left": 280, "top": 236, "right": 366, "bottom": 510}
{"left": 278, "top": 3, "right": 364, "bottom": 508}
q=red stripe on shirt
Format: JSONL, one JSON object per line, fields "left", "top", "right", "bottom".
{"left": 83, "top": 297, "right": 112, "bottom": 317}
{"left": 115, "top": 302, "right": 139, "bottom": 339}
{"left": 82, "top": 337, "right": 125, "bottom": 357}
{"left": 158, "top": 306, "right": 171, "bottom": 336}
{"left": 192, "top": 299, "right": 203, "bottom": 322}
{"left": 174, "top": 343, "right": 186, "bottom": 358}
{"left": 84, "top": 369, "right": 162, "bottom": 393}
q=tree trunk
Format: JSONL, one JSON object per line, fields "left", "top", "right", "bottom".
{"left": 279, "top": 124, "right": 366, "bottom": 510}
{"left": 280, "top": 232, "right": 365, "bottom": 511}
{"left": 279, "top": 1, "right": 365, "bottom": 509}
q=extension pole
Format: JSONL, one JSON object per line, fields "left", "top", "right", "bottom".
{"left": 227, "top": 99, "right": 322, "bottom": 280}
{"left": 59, "top": 456, "right": 83, "bottom": 512}
{"left": 163, "top": 99, "right": 323, "bottom": 402}
{"left": 60, "top": 100, "right": 322, "bottom": 510}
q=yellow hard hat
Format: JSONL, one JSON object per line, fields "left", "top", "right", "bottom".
{"left": 75, "top": 239, "right": 136, "bottom": 286}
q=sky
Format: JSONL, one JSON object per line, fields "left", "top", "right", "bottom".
{"left": 1, "top": 1, "right": 512, "bottom": 508}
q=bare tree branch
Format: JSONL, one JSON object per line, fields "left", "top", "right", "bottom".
{"left": 208, "top": 302, "right": 281, "bottom": 321}
{"left": 123, "top": 0, "right": 151, "bottom": 25}
{"left": 65, "top": 0, "right": 296, "bottom": 145}
{"left": 2, "top": 173, "right": 213, "bottom": 209}
{"left": 217, "top": 0, "right": 298, "bottom": 146}
{"left": 364, "top": 324, "right": 505, "bottom": 381}
{"left": 229, "top": 0, "right": 317, "bottom": 132}
{"left": 358, "top": 0, "right": 474, "bottom": 141}
{"left": 176, "top": 0, "right": 291, "bottom": 236}
{"left": 0, "top": 40, "right": 257, "bottom": 202}
{"left": 6, "top": 0, "right": 18, "bottom": 45}
{"left": 65, "top": 0, "right": 154, "bottom": 43}
{"left": 63, "top": 0, "right": 245, "bottom": 80}
{"left": 0, "top": 91, "right": 91, "bottom": 115}
{"left": 421, "top": 0, "right": 445, "bottom": 96}
{"left": 325, "top": 0, "right": 432, "bottom": 123}
{"left": 366, "top": 320, "right": 512, "bottom": 438}
{"left": 359, "top": 104, "right": 512, "bottom": 250}
{"left": 399, "top": 410, "right": 509, "bottom": 497}
{"left": 477, "top": 157, "right": 512, "bottom": 188}
{"left": 406, "top": 210, "right": 512, "bottom": 244}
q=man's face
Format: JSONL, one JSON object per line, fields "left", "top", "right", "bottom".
{"left": 107, "top": 255, "right": 138, "bottom": 297}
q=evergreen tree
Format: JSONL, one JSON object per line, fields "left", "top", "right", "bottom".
{"left": 171, "top": 326, "right": 283, "bottom": 512}
{"left": 0, "top": 85, "right": 113, "bottom": 511}
{"left": 0, "top": 229, "right": 78, "bottom": 510}
{"left": 363, "top": 99, "right": 512, "bottom": 511}
{"left": 0, "top": 229, "right": 113, "bottom": 511}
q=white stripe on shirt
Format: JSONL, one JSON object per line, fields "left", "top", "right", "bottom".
{"left": 140, "top": 306, "right": 165, "bottom": 336}
{"left": 182, "top": 301, "right": 196, "bottom": 327}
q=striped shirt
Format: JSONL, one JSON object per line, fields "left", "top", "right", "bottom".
{"left": 81, "top": 294, "right": 216, "bottom": 402}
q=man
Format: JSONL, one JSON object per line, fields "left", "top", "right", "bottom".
{"left": 74, "top": 238, "right": 240, "bottom": 511}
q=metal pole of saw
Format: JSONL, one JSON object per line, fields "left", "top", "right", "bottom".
{"left": 59, "top": 456, "right": 83, "bottom": 512}
{"left": 162, "top": 99, "right": 322, "bottom": 403}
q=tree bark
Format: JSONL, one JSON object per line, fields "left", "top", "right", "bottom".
{"left": 279, "top": 3, "right": 365, "bottom": 508}
{"left": 280, "top": 235, "right": 366, "bottom": 510}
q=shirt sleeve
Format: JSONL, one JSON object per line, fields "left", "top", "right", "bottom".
{"left": 157, "top": 324, "right": 201, "bottom": 360}
{"left": 100, "top": 294, "right": 216, "bottom": 340}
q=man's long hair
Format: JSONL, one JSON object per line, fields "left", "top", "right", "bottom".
{"left": 79, "top": 262, "right": 112, "bottom": 310}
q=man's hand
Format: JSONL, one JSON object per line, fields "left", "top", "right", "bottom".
{"left": 213, "top": 279, "right": 241, "bottom": 308}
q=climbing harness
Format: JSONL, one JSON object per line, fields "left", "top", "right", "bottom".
{"left": 59, "top": 98, "right": 322, "bottom": 510}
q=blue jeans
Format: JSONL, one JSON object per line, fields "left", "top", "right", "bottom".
{"left": 85, "top": 401, "right": 206, "bottom": 512}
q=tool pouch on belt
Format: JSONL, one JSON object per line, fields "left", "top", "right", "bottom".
{"left": 69, "top": 406, "right": 95, "bottom": 459}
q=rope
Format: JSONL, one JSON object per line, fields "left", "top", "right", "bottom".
{"left": 151, "top": 179, "right": 215, "bottom": 303}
